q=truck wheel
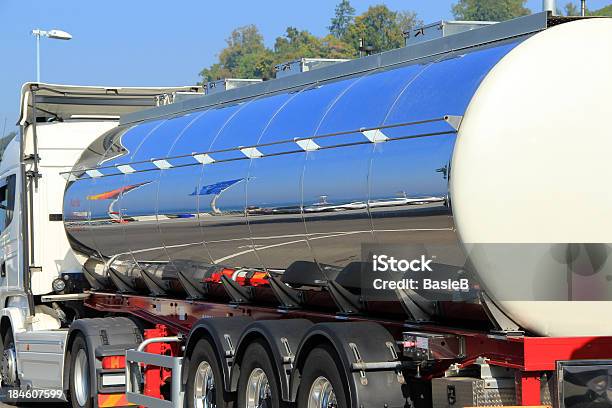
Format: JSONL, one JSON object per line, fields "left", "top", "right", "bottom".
{"left": 237, "top": 340, "right": 284, "bottom": 408}
{"left": 69, "top": 335, "right": 93, "bottom": 408}
{"left": 297, "top": 345, "right": 348, "bottom": 408}
{"left": 1, "top": 329, "right": 18, "bottom": 387}
{"left": 186, "top": 338, "right": 233, "bottom": 408}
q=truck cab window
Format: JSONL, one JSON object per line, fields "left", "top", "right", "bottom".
{"left": 0, "top": 174, "right": 16, "bottom": 233}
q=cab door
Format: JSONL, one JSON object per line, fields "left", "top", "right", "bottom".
{"left": 0, "top": 174, "right": 18, "bottom": 289}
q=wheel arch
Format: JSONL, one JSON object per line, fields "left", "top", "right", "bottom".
{"left": 0, "top": 306, "right": 26, "bottom": 339}
{"left": 0, "top": 315, "right": 11, "bottom": 344}
{"left": 64, "top": 317, "right": 144, "bottom": 403}
{"left": 230, "top": 319, "right": 313, "bottom": 401}
{"left": 183, "top": 316, "right": 252, "bottom": 393}
{"left": 0, "top": 306, "right": 27, "bottom": 379}
{"left": 291, "top": 321, "right": 406, "bottom": 408}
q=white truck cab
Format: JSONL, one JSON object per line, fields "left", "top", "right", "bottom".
{"left": 0, "top": 82, "right": 202, "bottom": 393}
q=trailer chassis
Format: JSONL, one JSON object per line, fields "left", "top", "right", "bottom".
{"left": 79, "top": 291, "right": 612, "bottom": 407}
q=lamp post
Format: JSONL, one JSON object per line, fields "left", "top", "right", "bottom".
{"left": 31, "top": 29, "right": 73, "bottom": 83}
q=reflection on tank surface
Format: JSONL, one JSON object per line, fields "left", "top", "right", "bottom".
{"left": 63, "top": 40, "right": 521, "bottom": 300}
{"left": 246, "top": 193, "right": 445, "bottom": 215}
{"left": 193, "top": 178, "right": 248, "bottom": 215}
{"left": 87, "top": 181, "right": 153, "bottom": 222}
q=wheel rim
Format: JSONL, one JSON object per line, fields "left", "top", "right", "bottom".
{"left": 73, "top": 348, "right": 90, "bottom": 406}
{"left": 245, "top": 367, "right": 271, "bottom": 408}
{"left": 193, "top": 360, "right": 216, "bottom": 408}
{"left": 1, "top": 344, "right": 17, "bottom": 386}
{"left": 308, "top": 376, "right": 337, "bottom": 408}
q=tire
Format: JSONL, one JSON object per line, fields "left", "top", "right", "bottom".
{"left": 297, "top": 345, "right": 348, "bottom": 408}
{"left": 69, "top": 335, "right": 93, "bottom": 408}
{"left": 1, "top": 328, "right": 18, "bottom": 407}
{"left": 186, "top": 338, "right": 234, "bottom": 408}
{"left": 237, "top": 340, "right": 285, "bottom": 408}
{"left": 1, "top": 328, "right": 18, "bottom": 388}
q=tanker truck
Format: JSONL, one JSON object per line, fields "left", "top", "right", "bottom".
{"left": 1, "top": 11, "right": 612, "bottom": 408}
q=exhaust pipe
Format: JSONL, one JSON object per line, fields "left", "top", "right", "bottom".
{"left": 543, "top": 0, "right": 556, "bottom": 14}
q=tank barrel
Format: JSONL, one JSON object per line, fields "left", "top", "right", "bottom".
{"left": 62, "top": 16, "right": 612, "bottom": 337}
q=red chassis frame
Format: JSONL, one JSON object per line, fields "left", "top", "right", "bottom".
{"left": 85, "top": 292, "right": 612, "bottom": 406}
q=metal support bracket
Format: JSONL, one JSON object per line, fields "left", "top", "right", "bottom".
{"left": 326, "top": 280, "right": 363, "bottom": 315}
{"left": 125, "top": 349, "right": 184, "bottom": 408}
{"left": 395, "top": 289, "right": 435, "bottom": 323}
{"left": 220, "top": 274, "right": 254, "bottom": 304}
{"left": 176, "top": 274, "right": 209, "bottom": 301}
{"left": 25, "top": 170, "right": 42, "bottom": 180}
{"left": 23, "top": 154, "right": 41, "bottom": 163}
{"left": 479, "top": 291, "right": 523, "bottom": 335}
{"left": 140, "top": 268, "right": 169, "bottom": 297}
{"left": 268, "top": 275, "right": 304, "bottom": 309}
{"left": 444, "top": 115, "right": 463, "bottom": 131}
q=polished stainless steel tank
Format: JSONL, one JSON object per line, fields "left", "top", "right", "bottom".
{"left": 65, "top": 40, "right": 517, "bottom": 268}
{"left": 63, "top": 17, "right": 612, "bottom": 337}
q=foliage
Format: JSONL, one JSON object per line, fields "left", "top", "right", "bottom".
{"left": 199, "top": 25, "right": 274, "bottom": 81}
{"left": 319, "top": 34, "right": 356, "bottom": 59}
{"left": 196, "top": 0, "right": 612, "bottom": 83}
{"left": 273, "top": 27, "right": 353, "bottom": 63}
{"left": 563, "top": 2, "right": 580, "bottom": 16}
{"left": 343, "top": 5, "right": 418, "bottom": 55}
{"left": 590, "top": 4, "right": 612, "bottom": 16}
{"left": 559, "top": 2, "right": 612, "bottom": 17}
{"left": 451, "top": 0, "right": 530, "bottom": 21}
{"left": 198, "top": 1, "right": 421, "bottom": 83}
{"left": 329, "top": 0, "right": 355, "bottom": 38}
{"left": 396, "top": 10, "right": 422, "bottom": 33}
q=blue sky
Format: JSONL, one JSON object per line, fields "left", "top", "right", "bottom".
{"left": 0, "top": 0, "right": 609, "bottom": 133}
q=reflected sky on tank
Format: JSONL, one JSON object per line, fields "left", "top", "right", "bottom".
{"left": 64, "top": 40, "right": 522, "bottom": 276}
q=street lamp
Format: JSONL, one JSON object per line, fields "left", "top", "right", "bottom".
{"left": 31, "top": 28, "right": 73, "bottom": 83}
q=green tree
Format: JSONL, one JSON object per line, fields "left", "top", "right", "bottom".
{"left": 560, "top": 2, "right": 612, "bottom": 17}
{"left": 274, "top": 27, "right": 325, "bottom": 62}
{"left": 343, "top": 5, "right": 406, "bottom": 55}
{"left": 198, "top": 4, "right": 420, "bottom": 81}
{"left": 563, "top": 2, "right": 580, "bottom": 16}
{"left": 329, "top": 0, "right": 356, "bottom": 38}
{"left": 199, "top": 25, "right": 274, "bottom": 82}
{"left": 320, "top": 34, "right": 355, "bottom": 59}
{"left": 274, "top": 27, "right": 354, "bottom": 63}
{"left": 451, "top": 0, "right": 530, "bottom": 21}
{"left": 395, "top": 10, "right": 423, "bottom": 34}
{"left": 591, "top": 4, "right": 612, "bottom": 16}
